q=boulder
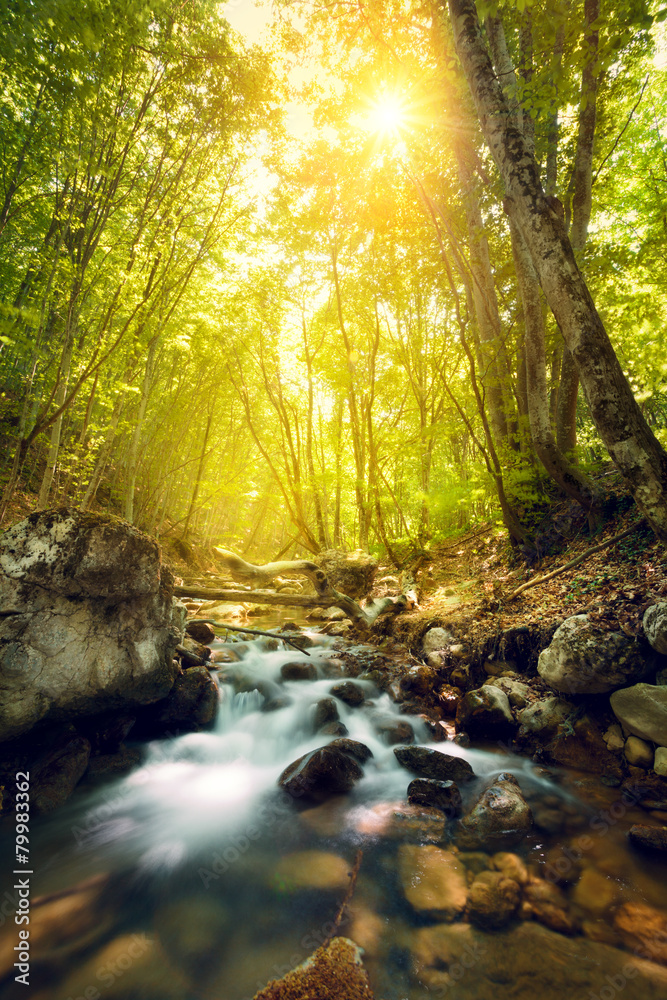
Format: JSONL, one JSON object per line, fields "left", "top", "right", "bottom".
{"left": 281, "top": 661, "right": 317, "bottom": 682}
{"left": 655, "top": 747, "right": 667, "bottom": 777}
{"left": 484, "top": 676, "right": 531, "bottom": 708}
{"left": 278, "top": 740, "right": 370, "bottom": 802}
{"left": 0, "top": 509, "right": 181, "bottom": 742}
{"left": 518, "top": 696, "right": 574, "bottom": 736}
{"left": 467, "top": 870, "right": 521, "bottom": 929}
{"left": 394, "top": 745, "right": 475, "bottom": 782}
{"left": 252, "top": 937, "right": 375, "bottom": 1000}
{"left": 456, "top": 773, "right": 533, "bottom": 851}
{"left": 31, "top": 729, "right": 91, "bottom": 814}
{"left": 643, "top": 603, "right": 667, "bottom": 654}
{"left": 537, "top": 615, "right": 648, "bottom": 694}
{"left": 313, "top": 550, "right": 378, "bottom": 599}
{"left": 410, "top": 921, "right": 667, "bottom": 999}
{"left": 610, "top": 684, "right": 667, "bottom": 745}
{"left": 407, "top": 778, "right": 462, "bottom": 817}
{"left": 398, "top": 844, "right": 468, "bottom": 919}
{"left": 374, "top": 718, "right": 414, "bottom": 744}
{"left": 456, "top": 686, "right": 515, "bottom": 737}
{"left": 330, "top": 681, "right": 365, "bottom": 706}
{"left": 422, "top": 627, "right": 454, "bottom": 654}
{"left": 134, "top": 667, "right": 218, "bottom": 736}
{"left": 313, "top": 697, "right": 339, "bottom": 731}
{"left": 185, "top": 620, "right": 216, "bottom": 644}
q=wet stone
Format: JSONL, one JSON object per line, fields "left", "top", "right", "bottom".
{"left": 627, "top": 823, "right": 667, "bottom": 854}
{"left": 394, "top": 745, "right": 475, "bottom": 782}
{"left": 185, "top": 620, "right": 216, "bottom": 644}
{"left": 375, "top": 718, "right": 415, "bottom": 744}
{"left": 320, "top": 721, "right": 349, "bottom": 737}
{"left": 313, "top": 697, "right": 339, "bottom": 730}
{"left": 408, "top": 778, "right": 462, "bottom": 817}
{"left": 330, "top": 681, "right": 365, "bottom": 706}
{"left": 467, "top": 870, "right": 521, "bottom": 929}
{"left": 262, "top": 696, "right": 292, "bottom": 713}
{"left": 281, "top": 661, "right": 317, "bottom": 682}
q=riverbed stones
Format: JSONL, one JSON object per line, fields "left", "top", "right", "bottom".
{"left": 394, "top": 745, "right": 475, "bottom": 782}
{"left": 537, "top": 614, "right": 648, "bottom": 694}
{"left": 252, "top": 937, "right": 375, "bottom": 1000}
{"left": 456, "top": 773, "right": 533, "bottom": 851}
{"left": 467, "top": 870, "right": 521, "bottom": 929}
{"left": 614, "top": 902, "right": 667, "bottom": 966}
{"left": 522, "top": 878, "right": 577, "bottom": 935}
{"left": 58, "top": 933, "right": 189, "bottom": 1000}
{"left": 484, "top": 676, "right": 531, "bottom": 708}
{"left": 410, "top": 921, "right": 667, "bottom": 999}
{"left": 278, "top": 740, "right": 370, "bottom": 802}
{"left": 185, "top": 620, "right": 216, "bottom": 644}
{"left": 456, "top": 686, "right": 515, "bottom": 737}
{"left": 407, "top": 778, "right": 462, "bottom": 816}
{"left": 610, "top": 684, "right": 667, "bottom": 745}
{"left": 572, "top": 867, "right": 619, "bottom": 916}
{"left": 518, "top": 696, "right": 574, "bottom": 736}
{"left": 644, "top": 603, "right": 667, "bottom": 654}
{"left": 274, "top": 851, "right": 352, "bottom": 891}
{"left": 374, "top": 717, "right": 414, "bottom": 744}
{"left": 0, "top": 509, "right": 181, "bottom": 742}
{"left": 625, "top": 735, "right": 654, "bottom": 768}
{"left": 398, "top": 844, "right": 468, "bottom": 919}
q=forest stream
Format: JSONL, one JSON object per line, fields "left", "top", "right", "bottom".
{"left": 4, "top": 617, "right": 667, "bottom": 1000}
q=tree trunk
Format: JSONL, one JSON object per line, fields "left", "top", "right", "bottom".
{"left": 557, "top": 0, "right": 600, "bottom": 452}
{"left": 446, "top": 0, "right": 667, "bottom": 539}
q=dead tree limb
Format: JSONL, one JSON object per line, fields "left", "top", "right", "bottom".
{"left": 177, "top": 550, "right": 414, "bottom": 628}
{"left": 507, "top": 519, "right": 646, "bottom": 599}
{"left": 194, "top": 620, "right": 311, "bottom": 655}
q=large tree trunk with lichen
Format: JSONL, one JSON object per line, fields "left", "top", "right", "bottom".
{"left": 444, "top": 0, "right": 667, "bottom": 539}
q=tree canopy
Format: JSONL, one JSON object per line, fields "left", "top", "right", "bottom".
{"left": 2, "top": 0, "right": 667, "bottom": 561}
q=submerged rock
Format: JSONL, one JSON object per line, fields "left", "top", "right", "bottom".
{"left": 273, "top": 851, "right": 352, "bottom": 892}
{"left": 398, "top": 844, "right": 468, "bottom": 919}
{"left": 410, "top": 921, "right": 667, "bottom": 998}
{"left": 537, "top": 614, "right": 648, "bottom": 694}
{"left": 252, "top": 937, "right": 375, "bottom": 1000}
{"left": 280, "top": 661, "right": 317, "bottom": 682}
{"left": 394, "top": 745, "right": 475, "bottom": 782}
{"left": 456, "top": 773, "right": 533, "bottom": 851}
{"left": 278, "top": 740, "right": 370, "bottom": 802}
{"left": 467, "top": 870, "right": 521, "bottom": 929}
{"left": 614, "top": 902, "right": 667, "bottom": 966}
{"left": 0, "top": 509, "right": 181, "bottom": 742}
{"left": 330, "top": 681, "right": 365, "bottom": 706}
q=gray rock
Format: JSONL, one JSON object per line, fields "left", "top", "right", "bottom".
{"left": 518, "top": 696, "right": 574, "bottom": 736}
{"left": 456, "top": 773, "right": 533, "bottom": 850}
{"left": 422, "top": 627, "right": 454, "bottom": 654}
{"left": 0, "top": 509, "right": 181, "bottom": 743}
{"left": 484, "top": 676, "right": 531, "bottom": 708}
{"left": 624, "top": 735, "right": 654, "bottom": 768}
{"left": 643, "top": 603, "right": 667, "bottom": 655}
{"left": 610, "top": 684, "right": 667, "bottom": 745}
{"left": 456, "top": 686, "right": 515, "bottom": 737}
{"left": 394, "top": 745, "right": 475, "bottom": 782}
{"left": 538, "top": 614, "right": 648, "bottom": 694}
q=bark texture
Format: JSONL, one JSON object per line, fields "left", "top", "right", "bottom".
{"left": 445, "top": 0, "right": 667, "bottom": 538}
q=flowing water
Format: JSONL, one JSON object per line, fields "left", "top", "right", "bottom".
{"left": 2, "top": 622, "right": 667, "bottom": 1000}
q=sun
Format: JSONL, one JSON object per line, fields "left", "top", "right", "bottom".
{"left": 364, "top": 91, "right": 409, "bottom": 136}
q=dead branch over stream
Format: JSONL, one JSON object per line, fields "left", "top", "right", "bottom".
{"left": 175, "top": 550, "right": 415, "bottom": 627}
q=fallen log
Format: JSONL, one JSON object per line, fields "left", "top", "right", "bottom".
{"left": 176, "top": 550, "right": 415, "bottom": 628}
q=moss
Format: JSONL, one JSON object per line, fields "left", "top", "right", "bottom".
{"left": 253, "top": 937, "right": 375, "bottom": 1000}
